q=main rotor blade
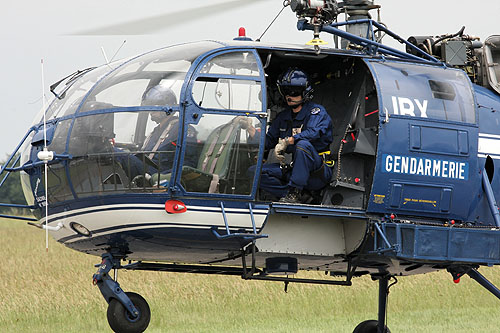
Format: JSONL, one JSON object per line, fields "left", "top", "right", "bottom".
{"left": 71, "top": 0, "right": 265, "bottom": 35}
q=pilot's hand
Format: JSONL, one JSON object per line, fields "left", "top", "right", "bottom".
{"left": 274, "top": 138, "right": 288, "bottom": 164}
{"left": 235, "top": 116, "right": 252, "bottom": 129}
{"left": 235, "top": 116, "right": 256, "bottom": 137}
{"left": 131, "top": 173, "right": 152, "bottom": 187}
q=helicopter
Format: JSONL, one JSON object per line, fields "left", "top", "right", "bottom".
{"left": 2, "top": 0, "right": 500, "bottom": 332}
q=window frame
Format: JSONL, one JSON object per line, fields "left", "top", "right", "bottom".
{"left": 188, "top": 49, "right": 266, "bottom": 113}
{"left": 173, "top": 48, "right": 268, "bottom": 199}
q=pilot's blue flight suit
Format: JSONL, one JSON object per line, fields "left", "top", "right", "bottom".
{"left": 125, "top": 116, "right": 197, "bottom": 178}
{"left": 258, "top": 101, "right": 333, "bottom": 198}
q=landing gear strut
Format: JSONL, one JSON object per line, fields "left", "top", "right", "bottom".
{"left": 93, "top": 253, "right": 151, "bottom": 333}
{"left": 353, "top": 274, "right": 394, "bottom": 333}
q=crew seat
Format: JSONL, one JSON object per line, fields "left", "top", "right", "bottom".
{"left": 180, "top": 118, "right": 244, "bottom": 194}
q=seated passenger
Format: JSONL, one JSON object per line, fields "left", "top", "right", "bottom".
{"left": 248, "top": 68, "right": 334, "bottom": 203}
{"left": 127, "top": 84, "right": 197, "bottom": 184}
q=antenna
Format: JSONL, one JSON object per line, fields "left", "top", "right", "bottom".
{"left": 101, "top": 40, "right": 127, "bottom": 66}
{"left": 256, "top": 3, "right": 288, "bottom": 42}
{"left": 101, "top": 46, "right": 110, "bottom": 64}
{"left": 110, "top": 40, "right": 127, "bottom": 63}
{"left": 39, "top": 59, "right": 57, "bottom": 251}
{"left": 40, "top": 59, "right": 49, "bottom": 251}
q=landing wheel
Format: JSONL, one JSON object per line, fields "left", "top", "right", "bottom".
{"left": 107, "top": 292, "right": 151, "bottom": 333}
{"left": 353, "top": 320, "right": 390, "bottom": 333}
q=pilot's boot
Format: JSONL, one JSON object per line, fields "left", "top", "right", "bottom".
{"left": 279, "top": 187, "right": 301, "bottom": 203}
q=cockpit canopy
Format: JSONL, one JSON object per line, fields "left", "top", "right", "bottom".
{"left": 21, "top": 41, "right": 265, "bottom": 205}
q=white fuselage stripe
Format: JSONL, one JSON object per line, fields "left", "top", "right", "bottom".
{"left": 478, "top": 136, "right": 500, "bottom": 157}
{"left": 45, "top": 205, "right": 269, "bottom": 244}
{"left": 479, "top": 133, "right": 500, "bottom": 139}
{"left": 40, "top": 203, "right": 268, "bottom": 224}
{"left": 478, "top": 153, "right": 500, "bottom": 160}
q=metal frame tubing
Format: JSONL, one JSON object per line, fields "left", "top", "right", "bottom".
{"left": 482, "top": 168, "right": 500, "bottom": 227}
{"left": 467, "top": 268, "right": 500, "bottom": 300}
{"left": 297, "top": 20, "right": 441, "bottom": 64}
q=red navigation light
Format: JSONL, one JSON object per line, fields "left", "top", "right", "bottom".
{"left": 454, "top": 278, "right": 461, "bottom": 284}
{"left": 165, "top": 200, "right": 187, "bottom": 214}
{"left": 354, "top": 177, "right": 360, "bottom": 184}
{"left": 451, "top": 220, "right": 456, "bottom": 225}
{"left": 390, "top": 214, "right": 395, "bottom": 220}
{"left": 239, "top": 27, "right": 246, "bottom": 37}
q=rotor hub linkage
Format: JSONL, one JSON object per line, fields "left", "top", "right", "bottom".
{"left": 93, "top": 253, "right": 140, "bottom": 318}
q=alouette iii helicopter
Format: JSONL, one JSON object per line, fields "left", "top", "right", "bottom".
{"left": 2, "top": 0, "right": 500, "bottom": 332}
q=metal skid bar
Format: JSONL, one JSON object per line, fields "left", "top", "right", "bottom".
{"left": 244, "top": 274, "right": 352, "bottom": 286}
{"left": 123, "top": 262, "right": 262, "bottom": 276}
{"left": 241, "top": 242, "right": 353, "bottom": 286}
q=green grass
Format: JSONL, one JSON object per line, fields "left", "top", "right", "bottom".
{"left": 2, "top": 218, "right": 500, "bottom": 332}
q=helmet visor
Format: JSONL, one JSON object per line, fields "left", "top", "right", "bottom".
{"left": 281, "top": 86, "right": 304, "bottom": 97}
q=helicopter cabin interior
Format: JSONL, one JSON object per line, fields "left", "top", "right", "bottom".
{"left": 29, "top": 44, "right": 378, "bottom": 212}
{"left": 256, "top": 49, "right": 378, "bottom": 208}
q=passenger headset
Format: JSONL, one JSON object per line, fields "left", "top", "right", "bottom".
{"left": 277, "top": 68, "right": 314, "bottom": 104}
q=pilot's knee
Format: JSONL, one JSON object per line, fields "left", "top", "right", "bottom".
{"left": 247, "top": 164, "right": 257, "bottom": 177}
{"left": 295, "top": 139, "right": 313, "bottom": 150}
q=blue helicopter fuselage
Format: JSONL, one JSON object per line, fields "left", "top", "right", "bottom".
{"left": 7, "top": 39, "right": 500, "bottom": 275}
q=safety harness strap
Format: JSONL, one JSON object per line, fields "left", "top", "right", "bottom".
{"left": 148, "top": 119, "right": 178, "bottom": 160}
{"left": 201, "top": 126, "right": 224, "bottom": 172}
{"left": 209, "top": 174, "right": 219, "bottom": 194}
{"left": 208, "top": 123, "right": 236, "bottom": 174}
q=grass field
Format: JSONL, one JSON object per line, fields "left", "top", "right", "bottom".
{"left": 2, "top": 218, "right": 500, "bottom": 332}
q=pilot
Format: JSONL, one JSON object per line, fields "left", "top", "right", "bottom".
{"left": 248, "top": 68, "right": 333, "bottom": 203}
{"left": 141, "top": 84, "right": 180, "bottom": 166}
{"left": 128, "top": 84, "right": 197, "bottom": 183}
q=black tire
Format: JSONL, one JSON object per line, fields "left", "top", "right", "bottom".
{"left": 107, "top": 292, "right": 151, "bottom": 333}
{"left": 353, "top": 320, "right": 391, "bottom": 333}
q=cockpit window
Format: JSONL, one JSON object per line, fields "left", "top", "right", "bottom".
{"left": 41, "top": 110, "right": 184, "bottom": 202}
{"left": 191, "top": 51, "right": 263, "bottom": 112}
{"left": 78, "top": 42, "right": 219, "bottom": 112}
{"left": 192, "top": 78, "right": 262, "bottom": 111}
{"left": 43, "top": 65, "right": 111, "bottom": 121}
{"left": 371, "top": 61, "right": 475, "bottom": 124}
{"left": 200, "top": 52, "right": 260, "bottom": 76}
{"left": 180, "top": 113, "right": 260, "bottom": 195}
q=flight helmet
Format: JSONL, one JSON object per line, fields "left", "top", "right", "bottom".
{"left": 142, "top": 84, "right": 178, "bottom": 106}
{"left": 277, "top": 68, "right": 313, "bottom": 101}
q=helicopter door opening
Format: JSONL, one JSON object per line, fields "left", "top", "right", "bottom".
{"left": 176, "top": 50, "right": 266, "bottom": 197}
{"left": 256, "top": 50, "right": 379, "bottom": 208}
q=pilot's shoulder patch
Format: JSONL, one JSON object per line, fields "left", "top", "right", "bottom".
{"left": 311, "top": 107, "right": 321, "bottom": 115}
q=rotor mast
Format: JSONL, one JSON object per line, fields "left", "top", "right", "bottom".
{"left": 340, "top": 0, "right": 381, "bottom": 48}
{"left": 289, "top": 0, "right": 382, "bottom": 50}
